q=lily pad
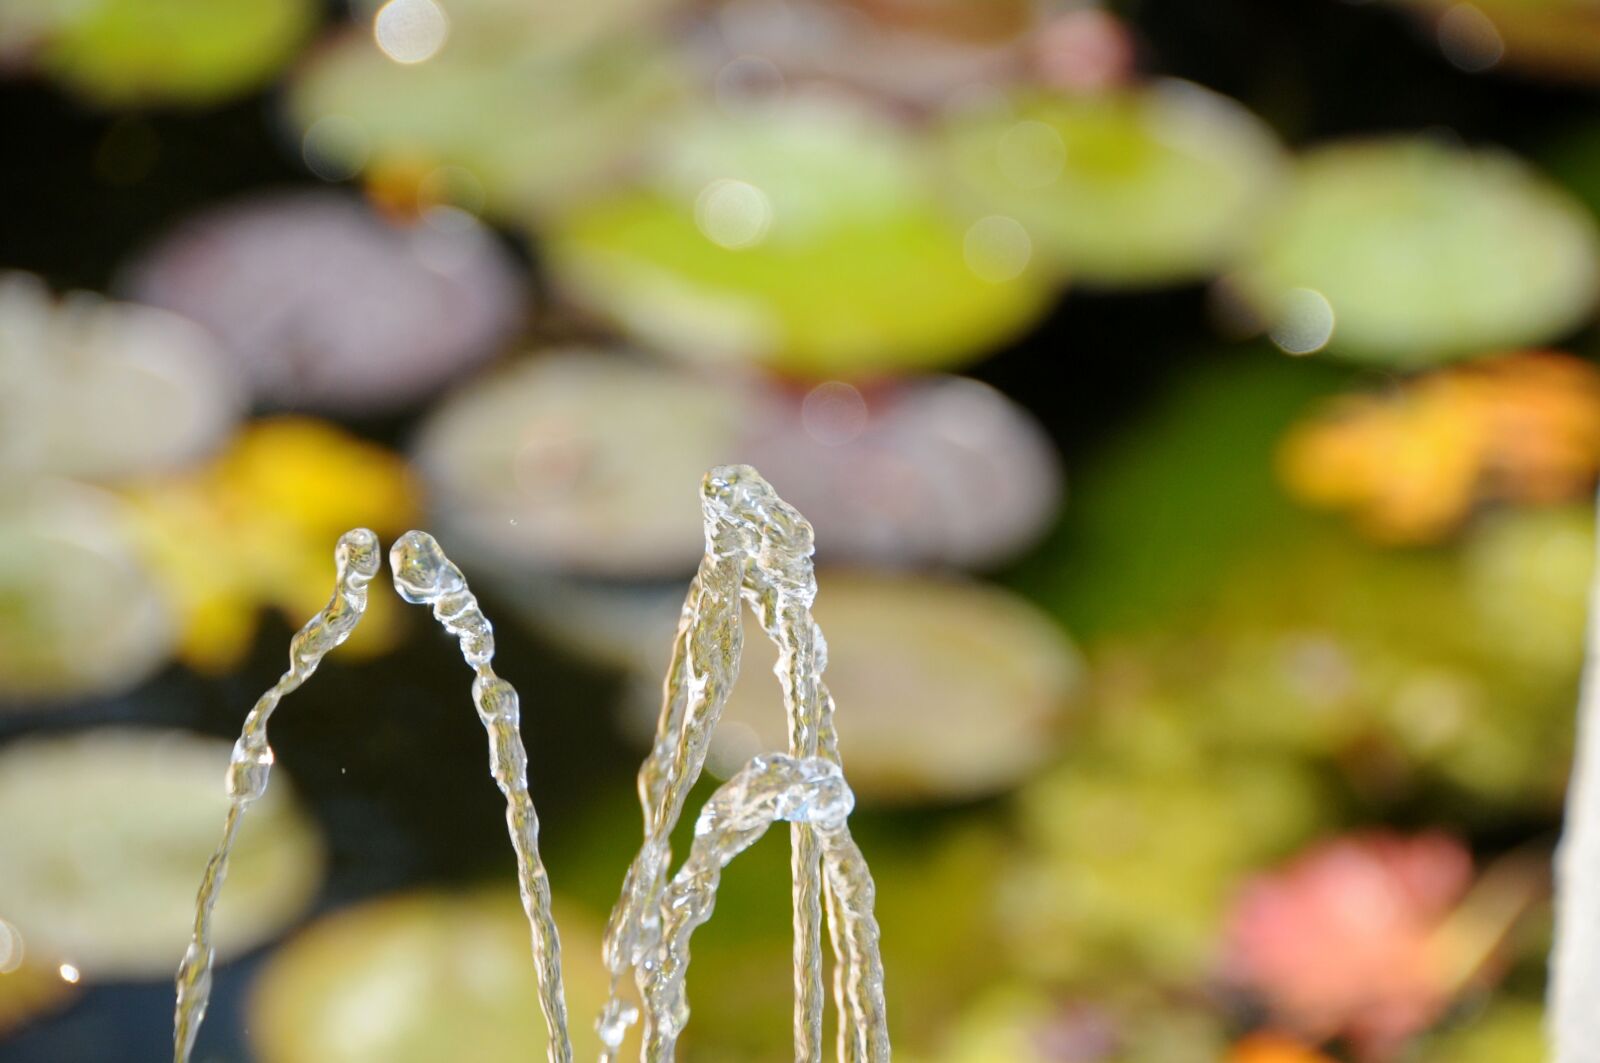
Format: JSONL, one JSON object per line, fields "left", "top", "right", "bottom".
{"left": 0, "top": 728, "right": 323, "bottom": 978}
{"left": 0, "top": 273, "right": 242, "bottom": 484}
{"left": 1231, "top": 138, "right": 1600, "bottom": 364}
{"left": 122, "top": 192, "right": 524, "bottom": 413}
{"left": 412, "top": 350, "right": 741, "bottom": 578}
{"left": 704, "top": 570, "right": 1081, "bottom": 803}
{"left": 737, "top": 374, "right": 1062, "bottom": 567}
{"left": 546, "top": 95, "right": 1055, "bottom": 378}
{"left": 285, "top": 18, "right": 685, "bottom": 219}
{"left": 15, "top": 0, "right": 315, "bottom": 106}
{"left": 249, "top": 889, "right": 615, "bottom": 1062}
{"left": 0, "top": 482, "right": 175, "bottom": 702}
{"left": 940, "top": 79, "right": 1287, "bottom": 286}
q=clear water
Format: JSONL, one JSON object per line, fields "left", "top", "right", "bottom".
{"left": 174, "top": 466, "right": 889, "bottom": 1061}
{"left": 172, "top": 528, "right": 381, "bottom": 1063}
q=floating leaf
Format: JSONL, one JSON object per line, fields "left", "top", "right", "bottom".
{"left": 705, "top": 570, "right": 1082, "bottom": 803}
{"left": 705, "top": 0, "right": 1037, "bottom": 108}
{"left": 736, "top": 375, "right": 1061, "bottom": 567}
{"left": 286, "top": 17, "right": 685, "bottom": 219}
{"left": 122, "top": 192, "right": 524, "bottom": 414}
{"left": 0, "top": 481, "right": 175, "bottom": 702}
{"left": 413, "top": 350, "right": 742, "bottom": 578}
{"left": 249, "top": 890, "right": 615, "bottom": 1063}
{"left": 0, "top": 729, "right": 322, "bottom": 978}
{"left": 0, "top": 273, "right": 242, "bottom": 484}
{"left": 14, "top": 0, "right": 315, "bottom": 106}
{"left": 1231, "top": 138, "right": 1600, "bottom": 364}
{"left": 547, "top": 96, "right": 1054, "bottom": 378}
{"left": 941, "top": 79, "right": 1286, "bottom": 286}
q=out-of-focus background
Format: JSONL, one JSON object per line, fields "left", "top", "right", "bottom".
{"left": 3, "top": 0, "right": 1600, "bottom": 1059}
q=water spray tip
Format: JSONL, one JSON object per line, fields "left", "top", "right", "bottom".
{"left": 389, "top": 530, "right": 463, "bottom": 603}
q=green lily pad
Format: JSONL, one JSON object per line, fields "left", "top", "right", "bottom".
{"left": 285, "top": 19, "right": 685, "bottom": 219}
{"left": 1420, "top": 1000, "right": 1545, "bottom": 1063}
{"left": 1232, "top": 137, "right": 1600, "bottom": 364}
{"left": 249, "top": 889, "right": 615, "bottom": 1063}
{"left": 16, "top": 0, "right": 315, "bottom": 106}
{"left": 546, "top": 96, "right": 1055, "bottom": 378}
{"left": 0, "top": 482, "right": 175, "bottom": 702}
{"left": 0, "top": 728, "right": 323, "bottom": 978}
{"left": 940, "top": 79, "right": 1287, "bottom": 286}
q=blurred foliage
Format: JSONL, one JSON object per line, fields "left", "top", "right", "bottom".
{"left": 1417, "top": 999, "right": 1546, "bottom": 1063}
{"left": 288, "top": 20, "right": 684, "bottom": 220}
{"left": 712, "top": 570, "right": 1081, "bottom": 803}
{"left": 0, "top": 729, "right": 322, "bottom": 979}
{"left": 1015, "top": 351, "right": 1349, "bottom": 638}
{"left": 1278, "top": 350, "right": 1600, "bottom": 543}
{"left": 5, "top": 0, "right": 315, "bottom": 105}
{"left": 0, "top": 481, "right": 175, "bottom": 701}
{"left": 0, "top": 273, "right": 241, "bottom": 484}
{"left": 941, "top": 79, "right": 1285, "bottom": 286}
{"left": 3, "top": 0, "right": 1600, "bottom": 1057}
{"left": 125, "top": 418, "right": 420, "bottom": 671}
{"left": 547, "top": 97, "right": 1053, "bottom": 378}
{"left": 1231, "top": 139, "right": 1600, "bottom": 363}
{"left": 249, "top": 889, "right": 619, "bottom": 1063}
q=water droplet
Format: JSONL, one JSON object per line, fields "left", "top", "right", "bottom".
{"left": 374, "top": 0, "right": 450, "bottom": 64}
{"left": 226, "top": 742, "right": 274, "bottom": 802}
{"left": 389, "top": 530, "right": 464, "bottom": 603}
{"left": 695, "top": 179, "right": 774, "bottom": 250}
{"left": 1269, "top": 287, "right": 1336, "bottom": 355}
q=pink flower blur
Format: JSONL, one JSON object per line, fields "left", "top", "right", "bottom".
{"left": 1222, "top": 832, "right": 1474, "bottom": 1059}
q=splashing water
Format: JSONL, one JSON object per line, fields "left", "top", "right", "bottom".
{"left": 389, "top": 529, "right": 573, "bottom": 1063}
{"left": 598, "top": 464, "right": 888, "bottom": 1062}
{"left": 638, "top": 752, "right": 888, "bottom": 1061}
{"left": 173, "top": 528, "right": 381, "bottom": 1063}
{"left": 173, "top": 465, "right": 888, "bottom": 1061}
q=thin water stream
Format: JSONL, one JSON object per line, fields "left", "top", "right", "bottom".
{"left": 172, "top": 528, "right": 381, "bottom": 1063}
{"left": 173, "top": 466, "right": 889, "bottom": 1061}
